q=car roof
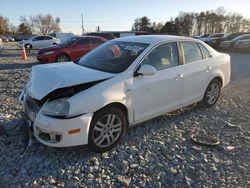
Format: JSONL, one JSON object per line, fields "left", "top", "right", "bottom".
{"left": 75, "top": 35, "right": 107, "bottom": 41}
{"left": 114, "top": 35, "right": 194, "bottom": 45}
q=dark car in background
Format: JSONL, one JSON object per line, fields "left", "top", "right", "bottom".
{"left": 219, "top": 34, "right": 250, "bottom": 50}
{"left": 192, "top": 34, "right": 211, "bottom": 39}
{"left": 210, "top": 32, "right": 250, "bottom": 49}
{"left": 37, "top": 36, "right": 107, "bottom": 63}
{"left": 84, "top": 32, "right": 116, "bottom": 40}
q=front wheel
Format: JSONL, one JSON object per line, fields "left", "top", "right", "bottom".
{"left": 201, "top": 79, "right": 221, "bottom": 107}
{"left": 88, "top": 106, "right": 127, "bottom": 153}
{"left": 56, "top": 53, "right": 70, "bottom": 62}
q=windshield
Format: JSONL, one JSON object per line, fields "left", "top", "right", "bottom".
{"left": 78, "top": 41, "right": 148, "bottom": 73}
{"left": 60, "top": 36, "right": 78, "bottom": 46}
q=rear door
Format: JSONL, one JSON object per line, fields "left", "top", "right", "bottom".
{"left": 43, "top": 36, "right": 53, "bottom": 47}
{"left": 180, "top": 41, "right": 212, "bottom": 106}
{"left": 70, "top": 38, "right": 91, "bottom": 61}
{"left": 32, "top": 36, "right": 44, "bottom": 49}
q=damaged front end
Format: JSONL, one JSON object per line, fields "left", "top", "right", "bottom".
{"left": 19, "top": 79, "right": 107, "bottom": 145}
{"left": 40, "top": 79, "right": 106, "bottom": 104}
{"left": 20, "top": 79, "right": 106, "bottom": 120}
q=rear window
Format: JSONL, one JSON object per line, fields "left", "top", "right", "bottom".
{"left": 91, "top": 38, "right": 104, "bottom": 44}
{"left": 198, "top": 43, "right": 211, "bottom": 59}
{"left": 181, "top": 41, "right": 203, "bottom": 64}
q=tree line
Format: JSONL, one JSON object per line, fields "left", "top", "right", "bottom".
{"left": 132, "top": 7, "right": 250, "bottom": 36}
{"left": 0, "top": 14, "right": 61, "bottom": 35}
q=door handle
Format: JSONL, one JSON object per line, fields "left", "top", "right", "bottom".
{"left": 175, "top": 74, "right": 183, "bottom": 80}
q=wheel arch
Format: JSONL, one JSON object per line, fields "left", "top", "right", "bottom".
{"left": 212, "top": 76, "right": 223, "bottom": 86}
{"left": 201, "top": 75, "right": 223, "bottom": 101}
{"left": 56, "top": 52, "right": 70, "bottom": 61}
{"left": 25, "top": 43, "right": 32, "bottom": 49}
{"left": 95, "top": 102, "right": 129, "bottom": 127}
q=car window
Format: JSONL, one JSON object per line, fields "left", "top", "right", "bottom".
{"left": 77, "top": 38, "right": 90, "bottom": 45}
{"left": 141, "top": 42, "right": 179, "bottom": 71}
{"left": 91, "top": 38, "right": 104, "bottom": 45}
{"left": 217, "top": 34, "right": 224, "bottom": 38}
{"left": 50, "top": 33, "right": 56, "bottom": 37}
{"left": 181, "top": 41, "right": 203, "bottom": 64}
{"left": 212, "top": 34, "right": 224, "bottom": 38}
{"left": 43, "top": 36, "right": 52, "bottom": 40}
{"left": 198, "top": 43, "right": 211, "bottom": 59}
{"left": 240, "top": 35, "right": 250, "bottom": 40}
{"left": 78, "top": 41, "right": 148, "bottom": 73}
{"left": 33, "top": 36, "right": 43, "bottom": 41}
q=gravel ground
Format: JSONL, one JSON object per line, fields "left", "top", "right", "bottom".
{"left": 0, "top": 51, "right": 249, "bottom": 187}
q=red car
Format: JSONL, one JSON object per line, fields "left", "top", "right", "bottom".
{"left": 37, "top": 36, "right": 107, "bottom": 63}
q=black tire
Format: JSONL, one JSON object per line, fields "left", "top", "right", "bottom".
{"left": 53, "top": 43, "right": 57, "bottom": 45}
{"left": 88, "top": 106, "right": 127, "bottom": 153}
{"left": 201, "top": 79, "right": 221, "bottom": 107}
{"left": 56, "top": 53, "right": 70, "bottom": 62}
{"left": 25, "top": 44, "right": 32, "bottom": 54}
{"left": 25, "top": 43, "right": 32, "bottom": 49}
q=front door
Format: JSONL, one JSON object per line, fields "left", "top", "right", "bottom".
{"left": 71, "top": 38, "right": 91, "bottom": 61}
{"left": 133, "top": 42, "right": 184, "bottom": 122}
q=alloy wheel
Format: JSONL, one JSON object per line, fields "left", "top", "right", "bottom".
{"left": 57, "top": 54, "right": 69, "bottom": 62}
{"left": 92, "top": 114, "right": 122, "bottom": 148}
{"left": 206, "top": 82, "right": 220, "bottom": 105}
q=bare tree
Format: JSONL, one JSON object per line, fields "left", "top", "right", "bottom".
{"left": 177, "top": 12, "right": 195, "bottom": 36}
{"left": 152, "top": 22, "right": 164, "bottom": 33}
{"left": 132, "top": 16, "right": 151, "bottom": 31}
{"left": 17, "top": 23, "right": 32, "bottom": 35}
{"left": 0, "top": 15, "right": 9, "bottom": 35}
{"left": 131, "top": 7, "right": 250, "bottom": 35}
{"left": 195, "top": 12, "right": 205, "bottom": 35}
{"left": 21, "top": 14, "right": 61, "bottom": 35}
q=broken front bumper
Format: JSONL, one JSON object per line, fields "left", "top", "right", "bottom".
{"left": 19, "top": 89, "right": 93, "bottom": 147}
{"left": 33, "top": 112, "right": 93, "bottom": 147}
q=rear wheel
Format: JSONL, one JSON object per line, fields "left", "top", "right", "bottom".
{"left": 56, "top": 53, "right": 70, "bottom": 62}
{"left": 88, "top": 106, "right": 127, "bottom": 153}
{"left": 201, "top": 79, "right": 221, "bottom": 107}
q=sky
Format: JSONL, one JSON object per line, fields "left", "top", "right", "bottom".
{"left": 1, "top": 0, "right": 250, "bottom": 35}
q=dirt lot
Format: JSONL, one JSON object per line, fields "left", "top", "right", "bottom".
{"left": 0, "top": 42, "right": 249, "bottom": 187}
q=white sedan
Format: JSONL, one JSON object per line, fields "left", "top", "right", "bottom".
{"left": 19, "top": 35, "right": 231, "bottom": 152}
{"left": 17, "top": 35, "right": 60, "bottom": 49}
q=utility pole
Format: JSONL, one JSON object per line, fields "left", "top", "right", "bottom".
{"left": 97, "top": 26, "right": 100, "bottom": 33}
{"left": 81, "top": 13, "right": 84, "bottom": 34}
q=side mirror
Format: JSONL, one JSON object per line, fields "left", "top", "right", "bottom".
{"left": 136, "top": 64, "right": 156, "bottom": 76}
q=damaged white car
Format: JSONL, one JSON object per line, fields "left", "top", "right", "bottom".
{"left": 19, "top": 35, "right": 231, "bottom": 152}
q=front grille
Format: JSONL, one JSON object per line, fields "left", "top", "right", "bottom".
{"left": 36, "top": 127, "right": 62, "bottom": 143}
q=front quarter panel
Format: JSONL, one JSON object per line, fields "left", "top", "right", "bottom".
{"left": 67, "top": 73, "right": 133, "bottom": 121}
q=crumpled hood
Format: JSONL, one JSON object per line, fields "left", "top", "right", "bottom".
{"left": 27, "top": 62, "right": 115, "bottom": 100}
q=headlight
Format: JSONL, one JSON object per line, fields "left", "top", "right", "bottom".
{"left": 43, "top": 51, "right": 55, "bottom": 55}
{"left": 41, "top": 98, "right": 70, "bottom": 117}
